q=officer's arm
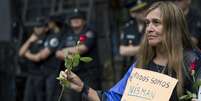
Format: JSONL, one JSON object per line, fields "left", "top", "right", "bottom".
{"left": 19, "top": 33, "right": 38, "bottom": 57}
{"left": 24, "top": 48, "right": 51, "bottom": 62}
{"left": 57, "top": 45, "right": 88, "bottom": 58}
{"left": 77, "top": 44, "right": 88, "bottom": 54}
{"left": 56, "top": 50, "right": 65, "bottom": 60}
{"left": 24, "top": 50, "right": 41, "bottom": 62}
{"left": 37, "top": 48, "right": 51, "bottom": 60}
{"left": 65, "top": 31, "right": 94, "bottom": 54}
{"left": 119, "top": 45, "right": 140, "bottom": 56}
{"left": 67, "top": 44, "right": 88, "bottom": 54}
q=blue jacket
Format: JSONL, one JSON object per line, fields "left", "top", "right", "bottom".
{"left": 103, "top": 64, "right": 135, "bottom": 101}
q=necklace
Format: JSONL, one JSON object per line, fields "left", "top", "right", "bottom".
{"left": 155, "top": 64, "right": 167, "bottom": 74}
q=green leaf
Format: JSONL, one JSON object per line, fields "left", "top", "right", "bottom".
{"left": 56, "top": 77, "right": 63, "bottom": 80}
{"left": 80, "top": 57, "right": 93, "bottom": 63}
{"left": 186, "top": 96, "right": 192, "bottom": 100}
{"left": 72, "top": 53, "right": 80, "bottom": 68}
{"left": 192, "top": 93, "right": 197, "bottom": 99}
{"left": 186, "top": 90, "right": 193, "bottom": 95}
{"left": 192, "top": 80, "right": 201, "bottom": 90}
{"left": 179, "top": 95, "right": 188, "bottom": 100}
{"left": 56, "top": 74, "right": 66, "bottom": 80}
{"left": 60, "top": 79, "right": 70, "bottom": 88}
{"left": 57, "top": 76, "right": 70, "bottom": 88}
{"left": 184, "top": 90, "right": 195, "bottom": 100}
{"left": 64, "top": 57, "right": 73, "bottom": 69}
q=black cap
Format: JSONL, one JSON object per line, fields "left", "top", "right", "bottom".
{"left": 33, "top": 17, "right": 48, "bottom": 27}
{"left": 69, "top": 8, "right": 86, "bottom": 20}
{"left": 124, "top": 0, "right": 152, "bottom": 12}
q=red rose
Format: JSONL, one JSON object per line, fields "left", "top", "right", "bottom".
{"left": 190, "top": 60, "right": 197, "bottom": 76}
{"left": 190, "top": 61, "right": 196, "bottom": 71}
{"left": 79, "top": 35, "right": 87, "bottom": 43}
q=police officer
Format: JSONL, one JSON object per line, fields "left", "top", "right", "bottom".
{"left": 56, "top": 8, "right": 101, "bottom": 101}
{"left": 175, "top": 0, "right": 201, "bottom": 50}
{"left": 119, "top": 0, "right": 152, "bottom": 75}
{"left": 19, "top": 17, "right": 61, "bottom": 101}
{"left": 42, "top": 15, "right": 62, "bottom": 101}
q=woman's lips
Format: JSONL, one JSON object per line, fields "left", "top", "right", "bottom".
{"left": 147, "top": 34, "right": 157, "bottom": 40}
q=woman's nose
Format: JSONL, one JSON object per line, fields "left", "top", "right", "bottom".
{"left": 146, "top": 23, "right": 154, "bottom": 33}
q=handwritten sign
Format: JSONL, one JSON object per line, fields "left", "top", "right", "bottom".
{"left": 121, "top": 68, "right": 178, "bottom": 101}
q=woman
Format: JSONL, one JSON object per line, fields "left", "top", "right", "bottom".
{"left": 59, "top": 1, "right": 201, "bottom": 101}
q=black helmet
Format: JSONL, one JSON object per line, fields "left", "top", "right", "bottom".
{"left": 69, "top": 8, "right": 86, "bottom": 20}
{"left": 124, "top": 0, "right": 153, "bottom": 12}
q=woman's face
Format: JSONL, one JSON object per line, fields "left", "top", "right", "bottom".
{"left": 145, "top": 8, "right": 163, "bottom": 46}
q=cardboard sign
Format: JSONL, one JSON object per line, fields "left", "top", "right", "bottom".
{"left": 121, "top": 68, "right": 178, "bottom": 101}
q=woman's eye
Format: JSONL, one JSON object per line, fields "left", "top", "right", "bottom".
{"left": 145, "top": 20, "right": 150, "bottom": 25}
{"left": 152, "top": 19, "right": 161, "bottom": 26}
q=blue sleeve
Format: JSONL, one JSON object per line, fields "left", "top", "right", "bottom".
{"left": 103, "top": 64, "right": 135, "bottom": 101}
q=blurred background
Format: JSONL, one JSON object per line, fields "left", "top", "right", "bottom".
{"left": 0, "top": 0, "right": 201, "bottom": 101}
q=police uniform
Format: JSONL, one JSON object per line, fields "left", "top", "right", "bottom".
{"left": 23, "top": 33, "right": 47, "bottom": 101}
{"left": 26, "top": 34, "right": 47, "bottom": 75}
{"left": 120, "top": 19, "right": 142, "bottom": 47}
{"left": 120, "top": 18, "right": 143, "bottom": 73}
{"left": 43, "top": 30, "right": 61, "bottom": 71}
{"left": 186, "top": 8, "right": 201, "bottom": 50}
{"left": 23, "top": 30, "right": 61, "bottom": 101}
{"left": 42, "top": 30, "right": 62, "bottom": 101}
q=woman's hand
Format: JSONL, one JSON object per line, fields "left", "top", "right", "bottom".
{"left": 191, "top": 99, "right": 198, "bottom": 101}
{"left": 59, "top": 70, "right": 101, "bottom": 101}
{"left": 59, "top": 70, "right": 84, "bottom": 93}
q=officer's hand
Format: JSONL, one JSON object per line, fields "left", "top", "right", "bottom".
{"left": 56, "top": 50, "right": 65, "bottom": 60}
{"left": 33, "top": 28, "right": 44, "bottom": 35}
{"left": 29, "top": 34, "right": 38, "bottom": 42}
{"left": 39, "top": 48, "right": 50, "bottom": 60}
{"left": 59, "top": 70, "right": 84, "bottom": 92}
{"left": 66, "top": 47, "right": 77, "bottom": 54}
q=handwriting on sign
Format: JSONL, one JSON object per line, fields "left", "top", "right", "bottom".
{"left": 121, "top": 68, "right": 178, "bottom": 101}
{"left": 132, "top": 72, "right": 170, "bottom": 88}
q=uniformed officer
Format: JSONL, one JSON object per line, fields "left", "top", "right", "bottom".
{"left": 19, "top": 17, "right": 61, "bottom": 101}
{"left": 175, "top": 0, "right": 201, "bottom": 50}
{"left": 119, "top": 0, "right": 152, "bottom": 75}
{"left": 42, "top": 15, "right": 63, "bottom": 101}
{"left": 56, "top": 8, "right": 101, "bottom": 101}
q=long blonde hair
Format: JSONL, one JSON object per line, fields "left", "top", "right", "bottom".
{"left": 136, "top": 1, "right": 195, "bottom": 97}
